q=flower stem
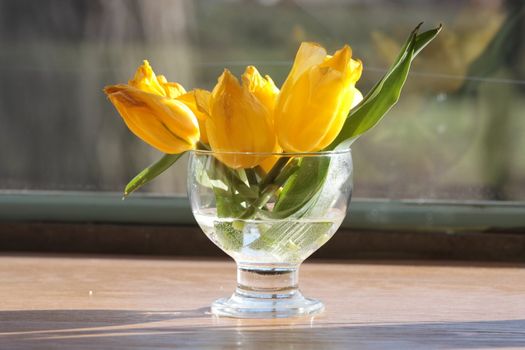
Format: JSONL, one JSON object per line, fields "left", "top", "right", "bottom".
{"left": 259, "top": 157, "right": 290, "bottom": 189}
{"left": 244, "top": 168, "right": 259, "bottom": 188}
{"left": 238, "top": 157, "right": 299, "bottom": 220}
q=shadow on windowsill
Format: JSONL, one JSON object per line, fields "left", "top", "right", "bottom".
{"left": 1, "top": 309, "right": 524, "bottom": 349}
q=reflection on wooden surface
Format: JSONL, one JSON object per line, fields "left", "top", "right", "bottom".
{"left": 1, "top": 255, "right": 525, "bottom": 349}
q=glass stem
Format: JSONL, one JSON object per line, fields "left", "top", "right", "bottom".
{"left": 235, "top": 264, "right": 300, "bottom": 299}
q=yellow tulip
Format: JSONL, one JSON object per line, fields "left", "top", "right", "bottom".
{"left": 104, "top": 60, "right": 200, "bottom": 154}
{"left": 274, "top": 42, "right": 363, "bottom": 152}
{"left": 207, "top": 69, "right": 277, "bottom": 169}
{"left": 242, "top": 65, "right": 282, "bottom": 172}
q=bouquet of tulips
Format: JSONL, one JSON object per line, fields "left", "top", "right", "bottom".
{"left": 104, "top": 24, "right": 441, "bottom": 224}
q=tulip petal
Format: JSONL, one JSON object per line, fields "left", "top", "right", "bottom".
{"left": 287, "top": 42, "right": 327, "bottom": 85}
{"left": 315, "top": 83, "right": 356, "bottom": 149}
{"left": 177, "top": 89, "right": 211, "bottom": 143}
{"left": 194, "top": 89, "right": 212, "bottom": 117}
{"left": 128, "top": 60, "right": 166, "bottom": 96}
{"left": 157, "top": 75, "right": 187, "bottom": 99}
{"left": 281, "top": 67, "right": 351, "bottom": 152}
{"left": 242, "top": 66, "right": 279, "bottom": 112}
{"left": 320, "top": 45, "right": 351, "bottom": 72}
{"left": 178, "top": 89, "right": 211, "bottom": 120}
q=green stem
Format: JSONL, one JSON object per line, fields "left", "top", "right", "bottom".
{"left": 238, "top": 157, "right": 300, "bottom": 220}
{"left": 239, "top": 184, "right": 279, "bottom": 219}
{"left": 197, "top": 141, "right": 210, "bottom": 150}
{"left": 245, "top": 168, "right": 259, "bottom": 188}
{"left": 199, "top": 143, "right": 258, "bottom": 199}
{"left": 213, "top": 159, "right": 257, "bottom": 200}
{"left": 274, "top": 159, "right": 300, "bottom": 185}
{"left": 253, "top": 166, "right": 267, "bottom": 179}
{"left": 259, "top": 157, "right": 291, "bottom": 189}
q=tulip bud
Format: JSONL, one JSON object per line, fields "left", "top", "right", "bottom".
{"left": 275, "top": 42, "right": 362, "bottom": 152}
{"left": 105, "top": 61, "right": 201, "bottom": 154}
{"left": 207, "top": 69, "right": 277, "bottom": 169}
{"left": 104, "top": 85, "right": 200, "bottom": 154}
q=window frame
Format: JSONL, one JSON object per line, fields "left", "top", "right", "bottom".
{"left": 1, "top": 192, "right": 523, "bottom": 261}
{"left": 1, "top": 191, "right": 523, "bottom": 233}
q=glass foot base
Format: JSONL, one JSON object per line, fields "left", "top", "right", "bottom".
{"left": 211, "top": 291, "right": 324, "bottom": 319}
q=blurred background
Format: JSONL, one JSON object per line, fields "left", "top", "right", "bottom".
{"left": 0, "top": 0, "right": 523, "bottom": 201}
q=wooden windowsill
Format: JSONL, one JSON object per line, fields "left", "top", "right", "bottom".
{"left": 1, "top": 254, "right": 524, "bottom": 348}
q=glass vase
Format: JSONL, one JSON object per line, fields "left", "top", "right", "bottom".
{"left": 188, "top": 149, "right": 353, "bottom": 318}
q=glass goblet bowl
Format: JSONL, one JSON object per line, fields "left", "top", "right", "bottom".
{"left": 188, "top": 149, "right": 353, "bottom": 318}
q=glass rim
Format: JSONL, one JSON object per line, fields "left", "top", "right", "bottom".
{"left": 190, "top": 148, "right": 351, "bottom": 157}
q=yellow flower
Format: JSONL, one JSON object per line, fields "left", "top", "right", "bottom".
{"left": 207, "top": 69, "right": 277, "bottom": 169}
{"left": 274, "top": 42, "right": 363, "bottom": 152}
{"left": 104, "top": 61, "right": 200, "bottom": 154}
{"left": 242, "top": 66, "right": 282, "bottom": 171}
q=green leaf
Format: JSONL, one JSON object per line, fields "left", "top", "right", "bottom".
{"left": 414, "top": 24, "right": 442, "bottom": 56}
{"left": 214, "top": 221, "right": 243, "bottom": 251}
{"left": 329, "top": 23, "right": 442, "bottom": 148}
{"left": 208, "top": 164, "right": 246, "bottom": 251}
{"left": 209, "top": 158, "right": 258, "bottom": 200}
{"left": 124, "top": 153, "right": 183, "bottom": 197}
{"left": 271, "top": 156, "right": 331, "bottom": 218}
{"left": 214, "top": 187, "right": 245, "bottom": 218}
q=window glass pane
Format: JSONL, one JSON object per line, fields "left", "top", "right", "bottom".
{"left": 1, "top": 0, "right": 523, "bottom": 200}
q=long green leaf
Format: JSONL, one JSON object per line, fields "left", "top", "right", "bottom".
{"left": 271, "top": 156, "right": 330, "bottom": 218}
{"left": 414, "top": 24, "right": 442, "bottom": 56}
{"left": 329, "top": 24, "right": 442, "bottom": 148}
{"left": 124, "top": 153, "right": 183, "bottom": 197}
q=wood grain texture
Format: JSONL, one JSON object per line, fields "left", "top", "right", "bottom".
{"left": 1, "top": 254, "right": 525, "bottom": 349}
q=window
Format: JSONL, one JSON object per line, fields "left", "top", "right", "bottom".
{"left": 0, "top": 0, "right": 523, "bottom": 236}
